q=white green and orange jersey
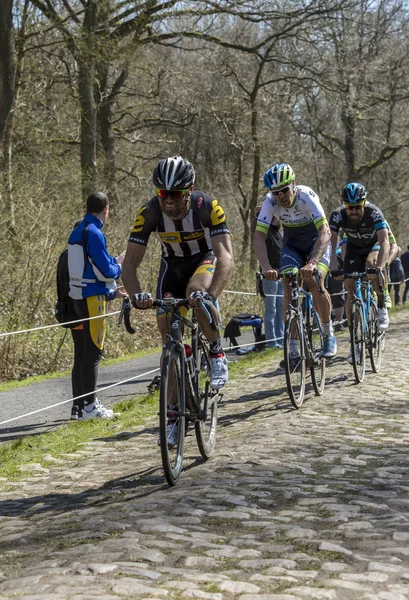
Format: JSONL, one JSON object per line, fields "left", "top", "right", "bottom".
{"left": 256, "top": 185, "right": 328, "bottom": 251}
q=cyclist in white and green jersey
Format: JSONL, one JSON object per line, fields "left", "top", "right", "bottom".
{"left": 253, "top": 162, "right": 337, "bottom": 359}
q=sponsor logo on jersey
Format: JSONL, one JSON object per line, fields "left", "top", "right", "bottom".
{"left": 211, "top": 226, "right": 229, "bottom": 236}
{"left": 158, "top": 232, "right": 181, "bottom": 243}
{"left": 131, "top": 206, "right": 147, "bottom": 233}
{"left": 202, "top": 259, "right": 213, "bottom": 264}
{"left": 181, "top": 230, "right": 205, "bottom": 241}
{"left": 331, "top": 212, "right": 342, "bottom": 224}
{"left": 309, "top": 190, "right": 316, "bottom": 197}
{"left": 210, "top": 199, "right": 226, "bottom": 226}
{"left": 129, "top": 235, "right": 146, "bottom": 245}
{"left": 371, "top": 210, "right": 381, "bottom": 222}
{"left": 197, "top": 196, "right": 204, "bottom": 208}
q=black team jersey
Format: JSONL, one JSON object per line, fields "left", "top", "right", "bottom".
{"left": 129, "top": 191, "right": 230, "bottom": 258}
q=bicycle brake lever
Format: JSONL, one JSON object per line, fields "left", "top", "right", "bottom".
{"left": 118, "top": 296, "right": 129, "bottom": 327}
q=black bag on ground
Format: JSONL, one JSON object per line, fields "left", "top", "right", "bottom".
{"left": 223, "top": 313, "right": 264, "bottom": 351}
{"left": 55, "top": 249, "right": 77, "bottom": 328}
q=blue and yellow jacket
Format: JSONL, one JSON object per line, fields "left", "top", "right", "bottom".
{"left": 68, "top": 214, "right": 121, "bottom": 300}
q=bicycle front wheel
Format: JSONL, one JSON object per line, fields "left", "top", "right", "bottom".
{"left": 194, "top": 339, "right": 218, "bottom": 459}
{"left": 368, "top": 301, "right": 382, "bottom": 373}
{"left": 309, "top": 310, "right": 326, "bottom": 396}
{"left": 159, "top": 344, "right": 185, "bottom": 486}
{"left": 284, "top": 310, "right": 306, "bottom": 408}
{"left": 351, "top": 301, "right": 365, "bottom": 383}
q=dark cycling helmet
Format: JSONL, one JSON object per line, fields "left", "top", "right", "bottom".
{"left": 341, "top": 182, "right": 367, "bottom": 204}
{"left": 263, "top": 163, "right": 295, "bottom": 190}
{"left": 153, "top": 156, "right": 195, "bottom": 190}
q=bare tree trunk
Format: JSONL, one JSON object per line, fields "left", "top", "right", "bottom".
{"left": 77, "top": 1, "right": 98, "bottom": 201}
{"left": 98, "top": 67, "right": 127, "bottom": 207}
{"left": 343, "top": 109, "right": 356, "bottom": 180}
{"left": 78, "top": 60, "right": 97, "bottom": 200}
{"left": 248, "top": 94, "right": 261, "bottom": 270}
{"left": 0, "top": 0, "right": 14, "bottom": 146}
{"left": 0, "top": 0, "right": 28, "bottom": 235}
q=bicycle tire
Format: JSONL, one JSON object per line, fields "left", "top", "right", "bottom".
{"left": 159, "top": 344, "right": 185, "bottom": 486}
{"left": 284, "top": 310, "right": 306, "bottom": 408}
{"left": 351, "top": 301, "right": 365, "bottom": 383}
{"left": 368, "top": 301, "right": 382, "bottom": 373}
{"left": 193, "top": 336, "right": 218, "bottom": 459}
{"left": 309, "top": 309, "right": 326, "bottom": 396}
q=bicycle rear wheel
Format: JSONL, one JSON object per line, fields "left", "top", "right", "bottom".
{"left": 193, "top": 337, "right": 218, "bottom": 459}
{"left": 284, "top": 310, "right": 306, "bottom": 408}
{"left": 159, "top": 344, "right": 185, "bottom": 486}
{"left": 309, "top": 309, "right": 326, "bottom": 396}
{"left": 351, "top": 301, "right": 365, "bottom": 383}
{"left": 368, "top": 301, "right": 382, "bottom": 373}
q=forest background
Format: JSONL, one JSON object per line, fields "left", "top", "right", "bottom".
{"left": 1, "top": 0, "right": 409, "bottom": 382}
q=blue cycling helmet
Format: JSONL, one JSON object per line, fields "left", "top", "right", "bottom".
{"left": 264, "top": 163, "right": 295, "bottom": 190}
{"left": 341, "top": 182, "right": 367, "bottom": 204}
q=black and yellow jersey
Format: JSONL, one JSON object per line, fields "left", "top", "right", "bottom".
{"left": 129, "top": 191, "right": 230, "bottom": 258}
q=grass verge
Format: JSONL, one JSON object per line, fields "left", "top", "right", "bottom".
{"left": 0, "top": 347, "right": 279, "bottom": 482}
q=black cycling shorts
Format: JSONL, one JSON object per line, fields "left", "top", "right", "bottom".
{"left": 156, "top": 251, "right": 216, "bottom": 315}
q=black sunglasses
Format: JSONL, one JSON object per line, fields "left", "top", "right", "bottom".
{"left": 271, "top": 185, "right": 291, "bottom": 196}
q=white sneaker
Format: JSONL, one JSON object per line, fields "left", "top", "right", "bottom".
{"left": 209, "top": 353, "right": 228, "bottom": 390}
{"left": 378, "top": 307, "right": 389, "bottom": 330}
{"left": 83, "top": 399, "right": 114, "bottom": 419}
{"left": 157, "top": 422, "right": 178, "bottom": 447}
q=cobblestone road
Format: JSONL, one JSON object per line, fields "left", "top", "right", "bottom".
{"left": 1, "top": 311, "right": 409, "bottom": 600}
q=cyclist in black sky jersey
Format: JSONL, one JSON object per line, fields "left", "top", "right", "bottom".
{"left": 329, "top": 182, "right": 390, "bottom": 336}
{"left": 122, "top": 156, "right": 234, "bottom": 405}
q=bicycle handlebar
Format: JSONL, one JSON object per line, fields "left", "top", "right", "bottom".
{"left": 343, "top": 268, "right": 383, "bottom": 292}
{"left": 119, "top": 295, "right": 215, "bottom": 334}
{"left": 256, "top": 268, "right": 324, "bottom": 294}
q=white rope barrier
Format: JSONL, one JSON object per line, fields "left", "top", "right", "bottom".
{"left": 0, "top": 367, "right": 160, "bottom": 427}
{"left": 0, "top": 313, "right": 353, "bottom": 429}
{"left": 0, "top": 310, "right": 121, "bottom": 338}
{"left": 2, "top": 276, "right": 408, "bottom": 338}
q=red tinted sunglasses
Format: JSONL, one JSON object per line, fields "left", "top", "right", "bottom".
{"left": 157, "top": 188, "right": 189, "bottom": 200}
{"left": 345, "top": 203, "right": 364, "bottom": 210}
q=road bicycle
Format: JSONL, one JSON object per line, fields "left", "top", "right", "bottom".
{"left": 344, "top": 269, "right": 384, "bottom": 383}
{"left": 257, "top": 269, "right": 325, "bottom": 409}
{"left": 120, "top": 296, "right": 220, "bottom": 486}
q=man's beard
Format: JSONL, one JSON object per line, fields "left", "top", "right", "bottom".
{"left": 161, "top": 198, "right": 189, "bottom": 220}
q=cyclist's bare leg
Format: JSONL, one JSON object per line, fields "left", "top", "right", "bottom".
{"left": 186, "top": 273, "right": 220, "bottom": 343}
{"left": 308, "top": 273, "right": 332, "bottom": 325}
{"left": 366, "top": 250, "right": 386, "bottom": 305}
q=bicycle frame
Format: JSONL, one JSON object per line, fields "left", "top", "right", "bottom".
{"left": 120, "top": 295, "right": 219, "bottom": 485}
{"left": 347, "top": 272, "right": 378, "bottom": 339}
{"left": 285, "top": 272, "right": 323, "bottom": 366}
{"left": 345, "top": 270, "right": 384, "bottom": 383}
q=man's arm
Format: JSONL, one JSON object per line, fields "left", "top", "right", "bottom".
{"left": 329, "top": 231, "right": 340, "bottom": 271}
{"left": 121, "top": 242, "right": 147, "bottom": 298}
{"left": 208, "top": 234, "right": 234, "bottom": 298}
{"left": 301, "top": 222, "right": 331, "bottom": 281}
{"left": 389, "top": 242, "right": 399, "bottom": 264}
{"left": 253, "top": 229, "right": 275, "bottom": 276}
{"left": 376, "top": 228, "right": 390, "bottom": 270}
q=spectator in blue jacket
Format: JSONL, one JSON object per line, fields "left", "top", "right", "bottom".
{"left": 68, "top": 192, "right": 125, "bottom": 419}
